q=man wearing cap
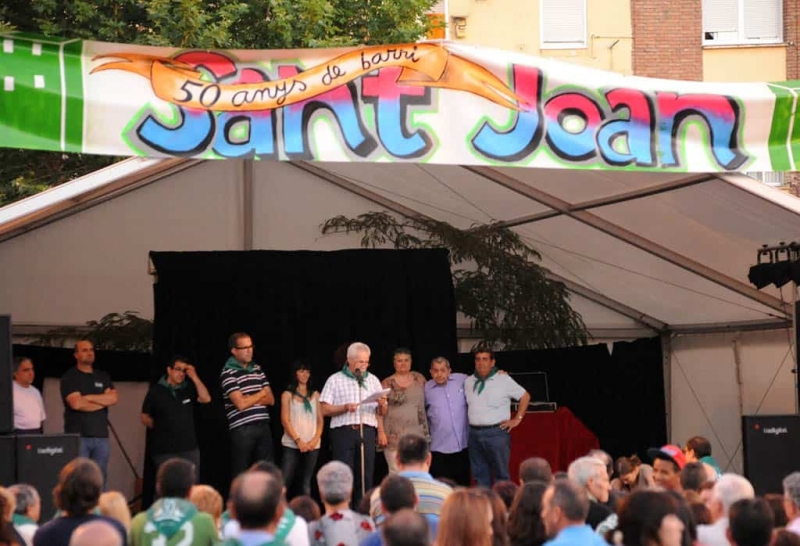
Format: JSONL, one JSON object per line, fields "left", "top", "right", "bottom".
{"left": 647, "top": 444, "right": 685, "bottom": 492}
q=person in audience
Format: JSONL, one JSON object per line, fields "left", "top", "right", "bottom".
{"left": 664, "top": 491, "right": 695, "bottom": 546}
{"left": 696, "top": 473, "right": 755, "bottom": 546}
{"left": 588, "top": 449, "right": 624, "bottom": 512}
{"left": 611, "top": 455, "right": 654, "bottom": 493}
{"left": 287, "top": 497, "right": 320, "bottom": 525}
{"left": 189, "top": 485, "right": 223, "bottom": 535}
{"left": 764, "top": 493, "right": 789, "bottom": 528}
{"left": 129, "top": 458, "right": 217, "bottom": 546}
{"left": 33, "top": 458, "right": 127, "bottom": 546}
{"left": 689, "top": 499, "right": 711, "bottom": 526}
{"left": 12, "top": 357, "right": 45, "bottom": 434}
{"left": 97, "top": 492, "right": 130, "bottom": 533}
{"left": 614, "top": 490, "right": 684, "bottom": 546}
{"left": 493, "top": 481, "right": 519, "bottom": 511}
{"left": 9, "top": 484, "right": 40, "bottom": 546}
{"left": 727, "top": 498, "right": 773, "bottom": 546}
{"left": 141, "top": 356, "right": 211, "bottom": 471}
{"left": 68, "top": 521, "right": 123, "bottom": 546}
{"left": 483, "top": 489, "right": 509, "bottom": 546}
{"left": 435, "top": 489, "right": 494, "bottom": 546}
{"left": 0, "top": 490, "right": 16, "bottom": 546}
{"left": 647, "top": 445, "right": 685, "bottom": 492}
{"left": 0, "top": 488, "right": 24, "bottom": 546}
{"left": 369, "top": 434, "right": 452, "bottom": 527}
{"left": 507, "top": 481, "right": 548, "bottom": 546}
{"left": 281, "top": 360, "right": 323, "bottom": 498}
{"left": 425, "top": 357, "right": 471, "bottom": 486}
{"left": 540, "top": 478, "right": 607, "bottom": 546}
{"left": 362, "top": 475, "right": 423, "bottom": 546}
{"left": 221, "top": 461, "right": 309, "bottom": 545}
{"left": 228, "top": 471, "right": 285, "bottom": 546}
{"left": 378, "top": 349, "right": 429, "bottom": 474}
{"left": 567, "top": 457, "right": 612, "bottom": 529}
{"left": 308, "top": 461, "right": 375, "bottom": 545}
{"left": 465, "top": 349, "right": 530, "bottom": 487}
{"left": 381, "top": 509, "right": 430, "bottom": 546}
{"left": 680, "top": 462, "right": 709, "bottom": 493}
{"left": 683, "top": 436, "right": 721, "bottom": 481}
{"left": 519, "top": 458, "right": 553, "bottom": 485}
{"left": 220, "top": 332, "right": 276, "bottom": 478}
{"left": 784, "top": 472, "right": 800, "bottom": 536}
{"left": 359, "top": 489, "right": 377, "bottom": 516}
{"left": 699, "top": 481, "right": 716, "bottom": 516}
{"left": 61, "top": 341, "right": 118, "bottom": 484}
{"left": 773, "top": 529, "right": 800, "bottom": 546}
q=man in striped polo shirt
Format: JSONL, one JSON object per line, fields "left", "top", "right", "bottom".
{"left": 220, "top": 332, "right": 275, "bottom": 477}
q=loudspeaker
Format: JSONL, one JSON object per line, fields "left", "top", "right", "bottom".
{"left": 16, "top": 434, "right": 80, "bottom": 517}
{"left": 0, "top": 316, "right": 12, "bottom": 434}
{"left": 0, "top": 435, "right": 15, "bottom": 486}
{"left": 742, "top": 415, "right": 800, "bottom": 495}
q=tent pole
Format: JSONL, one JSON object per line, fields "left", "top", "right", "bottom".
{"left": 243, "top": 160, "right": 254, "bottom": 251}
{"left": 661, "top": 332, "right": 672, "bottom": 442}
{"left": 794, "top": 283, "right": 799, "bottom": 415}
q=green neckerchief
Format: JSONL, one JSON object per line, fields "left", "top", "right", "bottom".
{"left": 158, "top": 375, "right": 186, "bottom": 399}
{"left": 473, "top": 367, "right": 499, "bottom": 394}
{"left": 292, "top": 389, "right": 313, "bottom": 413}
{"left": 225, "top": 356, "right": 254, "bottom": 372}
{"left": 341, "top": 364, "right": 368, "bottom": 383}
{"left": 12, "top": 513, "right": 35, "bottom": 526}
{"left": 147, "top": 498, "right": 198, "bottom": 539}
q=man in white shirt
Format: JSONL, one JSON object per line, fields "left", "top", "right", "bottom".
{"left": 696, "top": 473, "right": 755, "bottom": 546}
{"left": 12, "top": 357, "right": 46, "bottom": 434}
{"left": 320, "top": 342, "right": 388, "bottom": 505}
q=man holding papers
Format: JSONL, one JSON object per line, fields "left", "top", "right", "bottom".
{"left": 320, "top": 342, "right": 389, "bottom": 505}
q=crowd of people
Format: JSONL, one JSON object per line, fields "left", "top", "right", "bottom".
{"left": 2, "top": 434, "right": 800, "bottom": 546}
{"left": 6, "top": 336, "right": 800, "bottom": 545}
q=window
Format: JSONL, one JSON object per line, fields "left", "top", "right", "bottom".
{"left": 703, "top": 0, "right": 783, "bottom": 45}
{"left": 541, "top": 0, "right": 587, "bottom": 49}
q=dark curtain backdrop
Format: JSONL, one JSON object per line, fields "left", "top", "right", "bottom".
{"left": 454, "top": 337, "right": 667, "bottom": 464}
{"left": 149, "top": 249, "right": 459, "bottom": 502}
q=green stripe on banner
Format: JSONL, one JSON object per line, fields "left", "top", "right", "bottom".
{"left": 0, "top": 35, "right": 80, "bottom": 152}
{"left": 63, "top": 40, "right": 84, "bottom": 152}
{"left": 766, "top": 83, "right": 796, "bottom": 172}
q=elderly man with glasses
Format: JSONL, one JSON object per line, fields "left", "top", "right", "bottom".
{"left": 141, "top": 355, "right": 211, "bottom": 471}
{"left": 220, "top": 332, "right": 276, "bottom": 477}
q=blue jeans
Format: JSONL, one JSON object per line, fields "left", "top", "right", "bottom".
{"left": 230, "top": 422, "right": 273, "bottom": 478}
{"left": 281, "top": 447, "right": 319, "bottom": 497}
{"left": 80, "top": 437, "right": 110, "bottom": 487}
{"left": 468, "top": 426, "right": 510, "bottom": 487}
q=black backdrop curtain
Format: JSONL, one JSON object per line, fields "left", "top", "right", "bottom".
{"left": 149, "top": 249, "right": 458, "bottom": 503}
{"left": 454, "top": 337, "right": 667, "bottom": 463}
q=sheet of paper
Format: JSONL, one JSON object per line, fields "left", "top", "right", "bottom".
{"left": 358, "top": 388, "right": 391, "bottom": 405}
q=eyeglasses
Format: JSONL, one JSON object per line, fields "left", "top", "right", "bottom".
{"left": 172, "top": 367, "right": 189, "bottom": 373}
{"left": 234, "top": 345, "right": 254, "bottom": 350}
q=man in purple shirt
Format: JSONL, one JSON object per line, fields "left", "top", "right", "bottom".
{"left": 424, "top": 357, "right": 471, "bottom": 486}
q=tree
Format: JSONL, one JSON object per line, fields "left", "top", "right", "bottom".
{"left": 0, "top": 0, "right": 440, "bottom": 205}
{"left": 321, "top": 212, "right": 589, "bottom": 349}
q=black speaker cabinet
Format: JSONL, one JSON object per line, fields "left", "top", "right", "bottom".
{"left": 0, "top": 435, "right": 15, "bottom": 486}
{"left": 742, "top": 415, "right": 800, "bottom": 495}
{"left": 16, "top": 434, "right": 80, "bottom": 517}
{"left": 0, "top": 316, "right": 12, "bottom": 434}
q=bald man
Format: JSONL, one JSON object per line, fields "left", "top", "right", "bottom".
{"left": 69, "top": 521, "right": 123, "bottom": 546}
{"left": 229, "top": 471, "right": 284, "bottom": 545}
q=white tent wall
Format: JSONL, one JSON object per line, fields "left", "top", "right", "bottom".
{"left": 669, "top": 329, "right": 797, "bottom": 474}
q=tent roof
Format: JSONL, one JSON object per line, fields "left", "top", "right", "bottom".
{"left": 1, "top": 158, "right": 795, "bottom": 336}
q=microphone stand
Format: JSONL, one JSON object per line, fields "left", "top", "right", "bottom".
{"left": 356, "top": 369, "right": 366, "bottom": 500}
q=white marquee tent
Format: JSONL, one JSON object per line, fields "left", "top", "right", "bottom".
{"left": 0, "top": 156, "right": 797, "bottom": 495}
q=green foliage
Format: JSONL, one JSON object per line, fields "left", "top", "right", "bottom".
{"left": 36, "top": 311, "right": 153, "bottom": 352}
{"left": 321, "top": 212, "right": 589, "bottom": 350}
{"left": 0, "top": 0, "right": 441, "bottom": 206}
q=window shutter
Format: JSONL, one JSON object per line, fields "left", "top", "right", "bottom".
{"left": 542, "top": 0, "right": 586, "bottom": 45}
{"left": 743, "top": 0, "right": 782, "bottom": 40}
{"left": 702, "top": 0, "right": 739, "bottom": 32}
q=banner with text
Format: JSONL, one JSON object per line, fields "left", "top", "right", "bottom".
{"left": 1, "top": 32, "right": 800, "bottom": 172}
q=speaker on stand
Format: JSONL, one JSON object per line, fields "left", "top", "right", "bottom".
{"left": 15, "top": 434, "right": 81, "bottom": 518}
{"left": 0, "top": 315, "right": 13, "bottom": 434}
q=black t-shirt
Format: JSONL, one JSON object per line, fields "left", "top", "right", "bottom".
{"left": 141, "top": 380, "right": 199, "bottom": 455}
{"left": 33, "top": 514, "right": 128, "bottom": 546}
{"left": 60, "top": 367, "right": 114, "bottom": 438}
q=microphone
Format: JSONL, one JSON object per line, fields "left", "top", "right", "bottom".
{"left": 354, "top": 368, "right": 364, "bottom": 385}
